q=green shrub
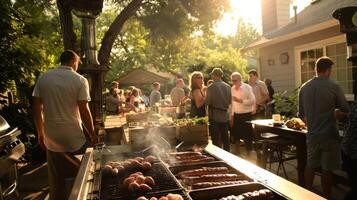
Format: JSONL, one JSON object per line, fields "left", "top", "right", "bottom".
{"left": 273, "top": 88, "right": 299, "bottom": 119}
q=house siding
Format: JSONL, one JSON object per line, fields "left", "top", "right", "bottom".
{"left": 258, "top": 25, "right": 342, "bottom": 93}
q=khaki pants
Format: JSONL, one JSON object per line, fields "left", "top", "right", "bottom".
{"left": 46, "top": 144, "right": 86, "bottom": 200}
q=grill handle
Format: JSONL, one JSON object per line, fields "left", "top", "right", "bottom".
{"left": 0, "top": 128, "right": 20, "bottom": 140}
{"left": 2, "top": 182, "right": 17, "bottom": 198}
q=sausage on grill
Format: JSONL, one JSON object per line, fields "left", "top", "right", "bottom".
{"left": 192, "top": 180, "right": 249, "bottom": 189}
{"left": 184, "top": 174, "right": 240, "bottom": 184}
{"left": 171, "top": 157, "right": 215, "bottom": 165}
{"left": 168, "top": 151, "right": 202, "bottom": 157}
{"left": 177, "top": 167, "right": 229, "bottom": 178}
{"left": 174, "top": 155, "right": 207, "bottom": 160}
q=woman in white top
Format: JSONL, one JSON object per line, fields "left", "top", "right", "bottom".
{"left": 230, "top": 72, "right": 256, "bottom": 154}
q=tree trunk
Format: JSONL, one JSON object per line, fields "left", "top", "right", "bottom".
{"left": 56, "top": 0, "right": 78, "bottom": 51}
{"left": 98, "top": 0, "right": 143, "bottom": 67}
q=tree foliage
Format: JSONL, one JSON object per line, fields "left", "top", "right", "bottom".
{"left": 58, "top": 0, "right": 229, "bottom": 67}
{"left": 103, "top": 12, "right": 260, "bottom": 84}
{"left": 0, "top": 0, "right": 62, "bottom": 139}
{"left": 97, "top": 0, "right": 231, "bottom": 83}
{"left": 0, "top": 0, "right": 62, "bottom": 98}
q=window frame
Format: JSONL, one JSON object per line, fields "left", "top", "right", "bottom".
{"left": 294, "top": 35, "right": 355, "bottom": 100}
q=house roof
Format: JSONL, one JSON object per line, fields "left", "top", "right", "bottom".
{"left": 242, "top": 0, "right": 357, "bottom": 52}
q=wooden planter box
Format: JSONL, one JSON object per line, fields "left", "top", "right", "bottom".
{"left": 176, "top": 124, "right": 208, "bottom": 145}
{"left": 126, "top": 112, "right": 149, "bottom": 124}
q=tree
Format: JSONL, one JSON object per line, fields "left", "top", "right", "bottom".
{"left": 1, "top": 0, "right": 62, "bottom": 100}
{"left": 104, "top": 11, "right": 260, "bottom": 85}
{"left": 56, "top": 0, "right": 262, "bottom": 90}
{"left": 0, "top": 0, "right": 63, "bottom": 161}
{"left": 57, "top": 0, "right": 229, "bottom": 68}
{"left": 232, "top": 17, "right": 260, "bottom": 49}
{"left": 182, "top": 34, "right": 248, "bottom": 83}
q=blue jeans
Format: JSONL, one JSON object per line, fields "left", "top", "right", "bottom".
{"left": 209, "top": 120, "right": 230, "bottom": 151}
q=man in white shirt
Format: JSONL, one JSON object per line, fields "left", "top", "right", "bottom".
{"left": 32, "top": 50, "right": 97, "bottom": 200}
{"left": 230, "top": 72, "right": 256, "bottom": 154}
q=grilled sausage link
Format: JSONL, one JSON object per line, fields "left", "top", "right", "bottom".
{"left": 171, "top": 157, "right": 215, "bottom": 165}
{"left": 168, "top": 151, "right": 202, "bottom": 157}
{"left": 192, "top": 180, "right": 249, "bottom": 189}
{"left": 175, "top": 155, "right": 207, "bottom": 161}
{"left": 184, "top": 174, "right": 240, "bottom": 185}
{"left": 177, "top": 167, "right": 229, "bottom": 178}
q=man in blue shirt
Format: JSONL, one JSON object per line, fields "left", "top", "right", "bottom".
{"left": 298, "top": 57, "right": 349, "bottom": 199}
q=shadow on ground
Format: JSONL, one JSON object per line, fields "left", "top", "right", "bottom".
{"left": 17, "top": 162, "right": 49, "bottom": 200}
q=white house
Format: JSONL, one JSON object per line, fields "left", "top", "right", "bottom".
{"left": 242, "top": 0, "right": 357, "bottom": 101}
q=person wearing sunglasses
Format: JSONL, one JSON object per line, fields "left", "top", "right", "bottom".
{"left": 189, "top": 71, "right": 206, "bottom": 118}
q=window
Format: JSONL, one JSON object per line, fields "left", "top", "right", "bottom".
{"left": 300, "top": 48, "right": 323, "bottom": 83}
{"left": 326, "top": 43, "right": 354, "bottom": 95}
{"left": 299, "top": 42, "right": 356, "bottom": 97}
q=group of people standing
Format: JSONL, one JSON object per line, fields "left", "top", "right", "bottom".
{"left": 187, "top": 67, "right": 271, "bottom": 153}
{"left": 187, "top": 57, "right": 357, "bottom": 199}
{"left": 105, "top": 81, "right": 163, "bottom": 114}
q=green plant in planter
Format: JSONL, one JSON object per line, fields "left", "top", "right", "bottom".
{"left": 273, "top": 88, "right": 299, "bottom": 119}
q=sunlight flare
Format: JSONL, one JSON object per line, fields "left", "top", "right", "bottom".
{"left": 214, "top": 0, "right": 312, "bottom": 37}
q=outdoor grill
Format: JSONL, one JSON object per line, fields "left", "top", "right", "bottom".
{"left": 0, "top": 115, "right": 25, "bottom": 200}
{"left": 69, "top": 145, "right": 274, "bottom": 200}
{"left": 70, "top": 144, "right": 325, "bottom": 200}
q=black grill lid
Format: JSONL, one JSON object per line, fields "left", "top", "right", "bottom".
{"left": 0, "top": 115, "right": 10, "bottom": 136}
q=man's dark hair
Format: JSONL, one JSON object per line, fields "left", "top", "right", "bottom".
{"left": 248, "top": 69, "right": 258, "bottom": 76}
{"left": 60, "top": 50, "right": 78, "bottom": 65}
{"left": 315, "top": 57, "right": 334, "bottom": 73}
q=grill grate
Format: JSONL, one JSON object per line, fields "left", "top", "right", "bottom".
{"left": 100, "top": 162, "right": 182, "bottom": 200}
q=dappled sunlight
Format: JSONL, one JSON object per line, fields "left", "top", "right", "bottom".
{"left": 214, "top": 0, "right": 262, "bottom": 36}
{"left": 214, "top": 0, "right": 312, "bottom": 37}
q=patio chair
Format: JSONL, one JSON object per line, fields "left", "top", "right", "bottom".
{"left": 255, "top": 132, "right": 297, "bottom": 179}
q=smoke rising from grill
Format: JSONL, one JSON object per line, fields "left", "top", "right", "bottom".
{"left": 138, "top": 126, "right": 177, "bottom": 158}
